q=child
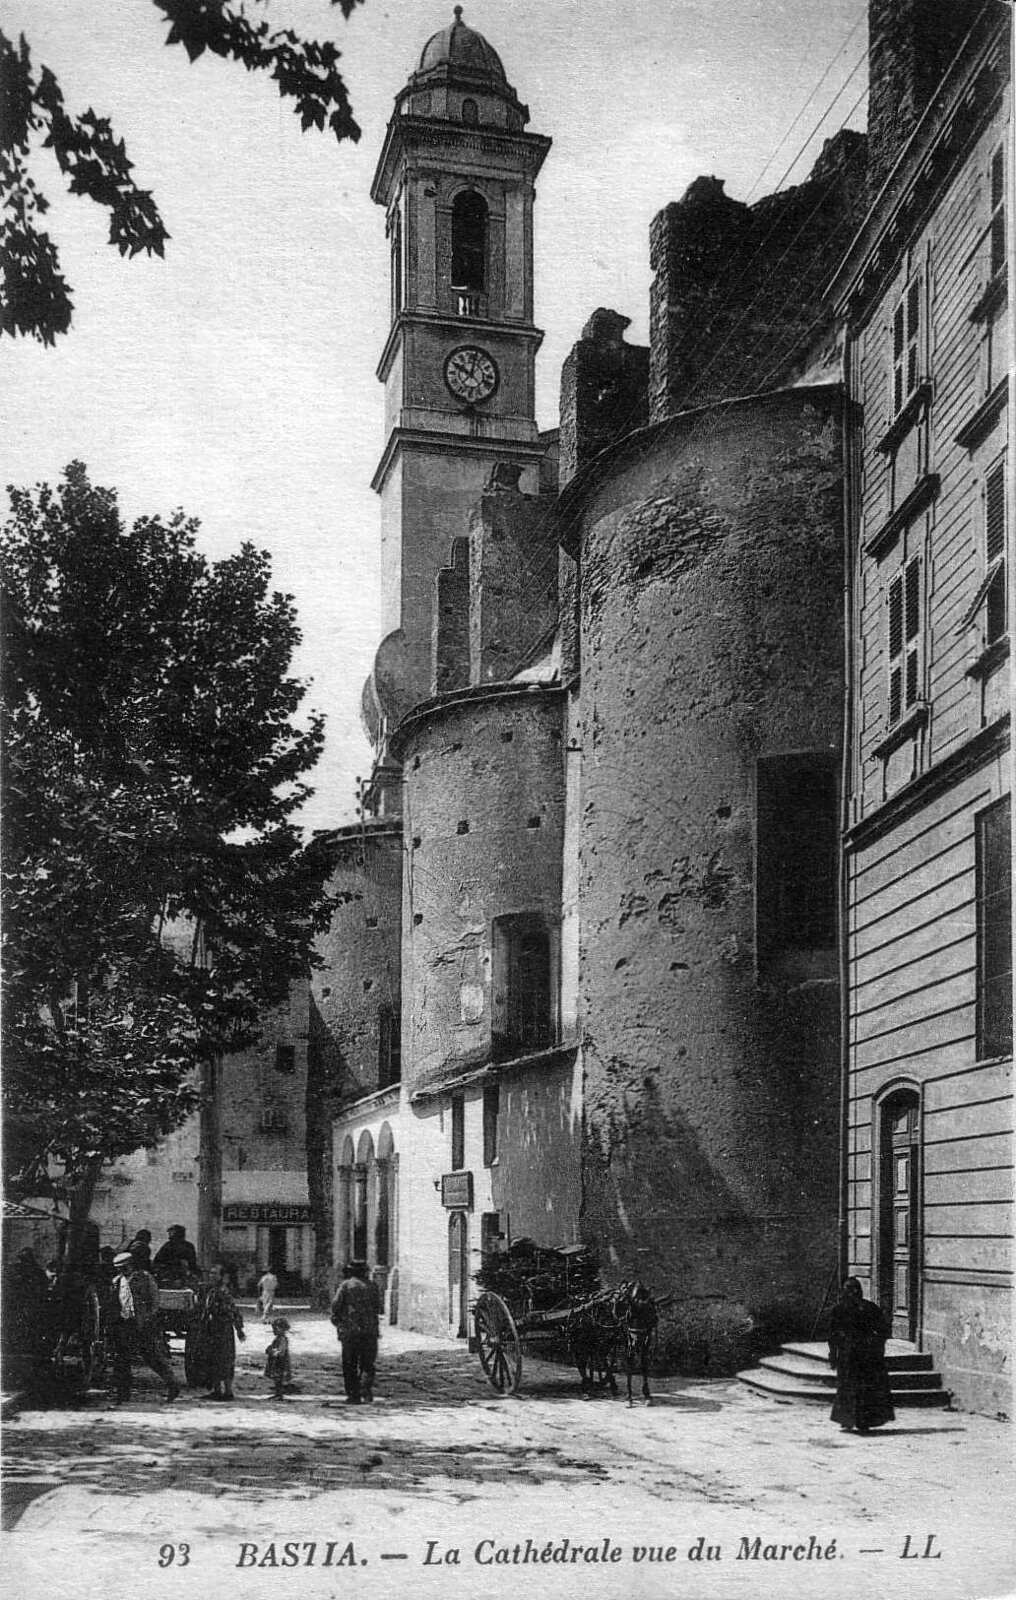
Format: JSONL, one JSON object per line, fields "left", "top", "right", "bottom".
{"left": 264, "top": 1317, "right": 292, "bottom": 1400}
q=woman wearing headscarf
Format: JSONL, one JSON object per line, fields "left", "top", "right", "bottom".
{"left": 193, "top": 1263, "right": 246, "bottom": 1400}
{"left": 828, "top": 1277, "right": 895, "bottom": 1433}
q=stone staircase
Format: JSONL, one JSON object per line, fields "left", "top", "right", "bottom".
{"left": 737, "top": 1339, "right": 950, "bottom": 1408}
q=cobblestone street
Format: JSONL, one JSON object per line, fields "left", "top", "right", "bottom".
{"left": 3, "top": 1312, "right": 1012, "bottom": 1600}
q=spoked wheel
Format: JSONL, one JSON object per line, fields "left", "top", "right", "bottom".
{"left": 474, "top": 1292, "right": 522, "bottom": 1395}
{"left": 52, "top": 1283, "right": 102, "bottom": 1397}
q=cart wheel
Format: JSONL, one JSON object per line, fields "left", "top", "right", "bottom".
{"left": 474, "top": 1292, "right": 522, "bottom": 1395}
{"left": 52, "top": 1284, "right": 102, "bottom": 1397}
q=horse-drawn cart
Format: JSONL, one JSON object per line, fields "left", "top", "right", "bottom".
{"left": 471, "top": 1240, "right": 659, "bottom": 1402}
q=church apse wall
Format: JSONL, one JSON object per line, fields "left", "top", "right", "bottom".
{"left": 568, "top": 385, "right": 845, "bottom": 1331}
{"left": 393, "top": 685, "right": 570, "bottom": 1332}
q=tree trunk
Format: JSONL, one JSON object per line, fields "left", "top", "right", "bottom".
{"left": 55, "top": 1155, "right": 104, "bottom": 1314}
{"left": 196, "top": 1056, "right": 222, "bottom": 1269}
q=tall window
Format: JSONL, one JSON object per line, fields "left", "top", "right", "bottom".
{"left": 451, "top": 191, "right": 487, "bottom": 292}
{"left": 274, "top": 1043, "right": 296, "bottom": 1074}
{"left": 891, "top": 273, "right": 922, "bottom": 415}
{"left": 378, "top": 1005, "right": 401, "bottom": 1089}
{"left": 984, "top": 458, "right": 1008, "bottom": 646}
{"left": 756, "top": 755, "right": 838, "bottom": 958}
{"left": 976, "top": 796, "right": 1012, "bottom": 1061}
{"left": 482, "top": 1084, "right": 499, "bottom": 1167}
{"left": 888, "top": 555, "right": 922, "bottom": 723}
{"left": 491, "top": 913, "right": 555, "bottom": 1059}
{"left": 450, "top": 1094, "right": 465, "bottom": 1171}
{"left": 989, "top": 145, "right": 1005, "bottom": 280}
{"left": 390, "top": 207, "right": 403, "bottom": 320}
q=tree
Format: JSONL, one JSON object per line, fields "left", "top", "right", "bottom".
{"left": 1, "top": 462, "right": 334, "bottom": 1250}
{"left": 1, "top": 0, "right": 364, "bottom": 344}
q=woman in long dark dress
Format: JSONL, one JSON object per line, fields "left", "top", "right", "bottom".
{"left": 194, "top": 1265, "right": 245, "bottom": 1400}
{"left": 828, "top": 1277, "right": 895, "bottom": 1432}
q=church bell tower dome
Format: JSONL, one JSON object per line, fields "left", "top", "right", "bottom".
{"left": 417, "top": 7, "right": 508, "bottom": 86}
{"left": 395, "top": 7, "right": 531, "bottom": 130}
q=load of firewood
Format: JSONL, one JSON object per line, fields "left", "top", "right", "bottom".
{"left": 475, "top": 1238, "right": 601, "bottom": 1310}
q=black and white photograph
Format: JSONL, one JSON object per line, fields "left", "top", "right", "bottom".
{"left": 1, "top": 2, "right": 1013, "bottom": 1597}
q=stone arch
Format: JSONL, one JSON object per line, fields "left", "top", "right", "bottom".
{"left": 335, "top": 1135, "right": 356, "bottom": 1267}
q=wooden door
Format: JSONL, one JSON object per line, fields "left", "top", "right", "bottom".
{"left": 880, "top": 1092, "right": 920, "bottom": 1341}
{"left": 448, "top": 1212, "right": 468, "bottom": 1337}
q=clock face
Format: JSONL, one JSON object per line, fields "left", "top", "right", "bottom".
{"left": 444, "top": 345, "right": 499, "bottom": 404}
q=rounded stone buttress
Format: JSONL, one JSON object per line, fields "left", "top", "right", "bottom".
{"left": 574, "top": 385, "right": 845, "bottom": 1329}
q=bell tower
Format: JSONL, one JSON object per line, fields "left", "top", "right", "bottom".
{"left": 368, "top": 9, "right": 551, "bottom": 738}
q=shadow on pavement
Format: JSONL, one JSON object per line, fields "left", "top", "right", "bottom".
{"left": 1, "top": 1416, "right": 611, "bottom": 1530}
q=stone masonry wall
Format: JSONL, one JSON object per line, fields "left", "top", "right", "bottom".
{"left": 308, "top": 822, "right": 403, "bottom": 1300}
{"left": 559, "top": 309, "right": 649, "bottom": 488}
{"left": 469, "top": 468, "right": 559, "bottom": 684}
{"left": 396, "top": 686, "right": 569, "bottom": 1329}
{"left": 867, "top": 0, "right": 985, "bottom": 197}
{"left": 648, "top": 131, "right": 867, "bottom": 422}
{"left": 576, "top": 386, "right": 845, "bottom": 1330}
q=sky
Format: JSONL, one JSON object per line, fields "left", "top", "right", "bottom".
{"left": 2, "top": 0, "right": 868, "bottom": 832}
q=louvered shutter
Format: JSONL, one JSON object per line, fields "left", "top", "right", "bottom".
{"left": 906, "top": 278, "right": 921, "bottom": 396}
{"left": 888, "top": 573, "right": 903, "bottom": 723}
{"left": 986, "top": 460, "right": 1008, "bottom": 644}
{"left": 904, "top": 557, "right": 921, "bottom": 709}
{"left": 990, "top": 148, "right": 1005, "bottom": 278}
{"left": 893, "top": 303, "right": 905, "bottom": 414}
{"left": 986, "top": 461, "right": 1006, "bottom": 562}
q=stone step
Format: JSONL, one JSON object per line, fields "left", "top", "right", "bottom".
{"left": 757, "top": 1352, "right": 943, "bottom": 1390}
{"left": 737, "top": 1365, "right": 951, "bottom": 1407}
{"left": 781, "top": 1339, "right": 936, "bottom": 1372}
{"left": 738, "top": 1337, "right": 950, "bottom": 1408}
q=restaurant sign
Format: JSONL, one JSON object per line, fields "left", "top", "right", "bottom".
{"left": 440, "top": 1172, "right": 473, "bottom": 1210}
{"left": 221, "top": 1203, "right": 312, "bottom": 1224}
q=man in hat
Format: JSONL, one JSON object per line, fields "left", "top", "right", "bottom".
{"left": 109, "top": 1249, "right": 180, "bottom": 1403}
{"left": 152, "top": 1225, "right": 199, "bottom": 1286}
{"left": 329, "top": 1261, "right": 381, "bottom": 1403}
{"left": 126, "top": 1228, "right": 153, "bottom": 1270}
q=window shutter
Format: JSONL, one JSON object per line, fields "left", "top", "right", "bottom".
{"left": 888, "top": 573, "right": 904, "bottom": 658}
{"left": 892, "top": 303, "right": 905, "bottom": 414}
{"left": 888, "top": 573, "right": 903, "bottom": 722}
{"left": 990, "top": 148, "right": 1006, "bottom": 278}
{"left": 906, "top": 278, "right": 921, "bottom": 393}
{"left": 986, "top": 461, "right": 1006, "bottom": 562}
{"left": 904, "top": 556, "right": 920, "bottom": 641}
{"left": 904, "top": 558, "right": 921, "bottom": 709}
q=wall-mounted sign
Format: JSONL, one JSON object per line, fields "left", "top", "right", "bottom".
{"left": 221, "top": 1203, "right": 311, "bottom": 1224}
{"left": 441, "top": 1172, "right": 473, "bottom": 1210}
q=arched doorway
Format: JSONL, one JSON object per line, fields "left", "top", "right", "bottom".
{"left": 448, "top": 1211, "right": 469, "bottom": 1338}
{"left": 354, "top": 1130, "right": 374, "bottom": 1264}
{"left": 336, "top": 1136, "right": 355, "bottom": 1270}
{"left": 877, "top": 1087, "right": 922, "bottom": 1342}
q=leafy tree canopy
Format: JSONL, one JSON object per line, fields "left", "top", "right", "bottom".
{"left": 1, "top": 0, "right": 364, "bottom": 344}
{"left": 1, "top": 462, "right": 334, "bottom": 1197}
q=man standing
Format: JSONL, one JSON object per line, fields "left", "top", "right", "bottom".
{"left": 152, "top": 1225, "right": 199, "bottom": 1285}
{"left": 126, "top": 1228, "right": 153, "bottom": 1270}
{"left": 330, "top": 1261, "right": 381, "bottom": 1404}
{"left": 109, "top": 1250, "right": 180, "bottom": 1403}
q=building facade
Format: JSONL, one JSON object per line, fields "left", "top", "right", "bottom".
{"left": 834, "top": 0, "right": 1012, "bottom": 1415}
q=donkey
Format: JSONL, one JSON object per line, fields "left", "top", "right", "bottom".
{"left": 612, "top": 1280, "right": 658, "bottom": 1406}
{"left": 565, "top": 1291, "right": 620, "bottom": 1398}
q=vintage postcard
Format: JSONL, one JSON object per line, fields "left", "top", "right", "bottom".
{"left": 2, "top": 1, "right": 1013, "bottom": 1598}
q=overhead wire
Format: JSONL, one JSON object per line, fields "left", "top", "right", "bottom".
{"left": 477, "top": 42, "right": 872, "bottom": 668}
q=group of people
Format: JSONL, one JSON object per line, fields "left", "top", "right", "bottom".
{"left": 9, "top": 1227, "right": 893, "bottom": 1427}
{"left": 100, "top": 1240, "right": 381, "bottom": 1408}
